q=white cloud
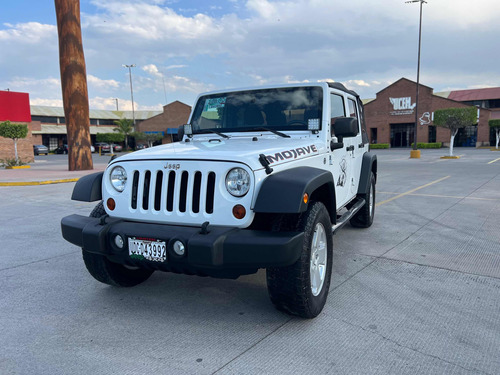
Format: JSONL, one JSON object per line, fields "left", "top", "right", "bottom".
{"left": 87, "top": 75, "right": 120, "bottom": 89}
{"left": 142, "top": 64, "right": 163, "bottom": 78}
{"left": 7, "top": 77, "right": 60, "bottom": 89}
{"left": 0, "top": 22, "right": 56, "bottom": 43}
{"left": 89, "top": 96, "right": 162, "bottom": 111}
{"left": 30, "top": 98, "right": 63, "bottom": 107}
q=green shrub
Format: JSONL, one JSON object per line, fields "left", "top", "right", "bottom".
{"left": 0, "top": 158, "right": 26, "bottom": 167}
{"left": 96, "top": 132, "right": 125, "bottom": 143}
{"left": 410, "top": 142, "right": 442, "bottom": 149}
{"left": 369, "top": 143, "right": 390, "bottom": 149}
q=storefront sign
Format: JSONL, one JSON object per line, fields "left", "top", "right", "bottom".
{"left": 389, "top": 96, "right": 416, "bottom": 116}
{"left": 419, "top": 112, "right": 431, "bottom": 125}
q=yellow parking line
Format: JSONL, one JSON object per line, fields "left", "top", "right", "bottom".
{"left": 376, "top": 176, "right": 451, "bottom": 207}
{"left": 487, "top": 157, "right": 500, "bottom": 165}
{"left": 0, "top": 178, "right": 79, "bottom": 187}
{"left": 378, "top": 192, "right": 498, "bottom": 201}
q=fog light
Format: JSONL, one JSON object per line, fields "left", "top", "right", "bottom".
{"left": 173, "top": 240, "right": 185, "bottom": 256}
{"left": 232, "top": 204, "right": 246, "bottom": 219}
{"left": 114, "top": 235, "right": 124, "bottom": 249}
{"left": 107, "top": 198, "right": 116, "bottom": 210}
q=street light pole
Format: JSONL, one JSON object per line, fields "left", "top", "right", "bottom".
{"left": 122, "top": 64, "right": 136, "bottom": 126}
{"left": 406, "top": 0, "right": 427, "bottom": 158}
{"left": 114, "top": 98, "right": 119, "bottom": 111}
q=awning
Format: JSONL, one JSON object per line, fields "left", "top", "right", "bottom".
{"left": 145, "top": 131, "right": 165, "bottom": 136}
{"left": 166, "top": 128, "right": 178, "bottom": 134}
{"left": 32, "top": 124, "right": 117, "bottom": 135}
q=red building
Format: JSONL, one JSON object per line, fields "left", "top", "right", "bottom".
{"left": 364, "top": 78, "right": 496, "bottom": 147}
{"left": 0, "top": 90, "right": 34, "bottom": 162}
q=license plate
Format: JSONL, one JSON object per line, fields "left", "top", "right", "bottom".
{"left": 128, "top": 237, "right": 167, "bottom": 262}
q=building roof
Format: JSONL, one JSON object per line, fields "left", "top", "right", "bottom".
{"left": 30, "top": 105, "right": 162, "bottom": 120}
{"left": 375, "top": 77, "right": 433, "bottom": 96}
{"left": 31, "top": 124, "right": 117, "bottom": 135}
{"left": 447, "top": 87, "right": 500, "bottom": 101}
{"left": 433, "top": 91, "right": 451, "bottom": 99}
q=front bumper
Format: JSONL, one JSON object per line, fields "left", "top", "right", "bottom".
{"left": 61, "top": 214, "right": 303, "bottom": 278}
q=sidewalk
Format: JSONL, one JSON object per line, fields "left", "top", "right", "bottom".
{"left": 0, "top": 157, "right": 109, "bottom": 186}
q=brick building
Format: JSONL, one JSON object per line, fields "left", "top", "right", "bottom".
{"left": 30, "top": 106, "right": 162, "bottom": 151}
{"left": 364, "top": 78, "right": 496, "bottom": 147}
{"left": 136, "top": 101, "right": 191, "bottom": 144}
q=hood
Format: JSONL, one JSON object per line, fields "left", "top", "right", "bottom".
{"left": 113, "top": 134, "right": 322, "bottom": 171}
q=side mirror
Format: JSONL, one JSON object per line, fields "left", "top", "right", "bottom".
{"left": 178, "top": 124, "right": 193, "bottom": 141}
{"left": 333, "top": 117, "right": 359, "bottom": 138}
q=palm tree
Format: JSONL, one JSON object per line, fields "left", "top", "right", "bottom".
{"left": 55, "top": 0, "right": 93, "bottom": 171}
{"left": 113, "top": 118, "right": 134, "bottom": 151}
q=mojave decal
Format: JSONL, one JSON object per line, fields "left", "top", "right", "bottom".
{"left": 265, "top": 145, "right": 318, "bottom": 164}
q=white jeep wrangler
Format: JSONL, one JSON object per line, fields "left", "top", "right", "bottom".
{"left": 62, "top": 82, "right": 377, "bottom": 318}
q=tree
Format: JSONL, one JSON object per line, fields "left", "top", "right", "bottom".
{"left": 55, "top": 0, "right": 93, "bottom": 171}
{"left": 0, "top": 121, "right": 28, "bottom": 164}
{"left": 489, "top": 119, "right": 500, "bottom": 149}
{"left": 133, "top": 132, "right": 164, "bottom": 148}
{"left": 96, "top": 133, "right": 125, "bottom": 143}
{"left": 433, "top": 107, "right": 477, "bottom": 156}
{"left": 113, "top": 118, "right": 134, "bottom": 150}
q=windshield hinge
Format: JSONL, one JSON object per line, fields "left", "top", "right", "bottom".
{"left": 259, "top": 154, "right": 273, "bottom": 175}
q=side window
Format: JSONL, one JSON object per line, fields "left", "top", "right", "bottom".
{"left": 348, "top": 98, "right": 357, "bottom": 118}
{"left": 330, "top": 94, "right": 345, "bottom": 135}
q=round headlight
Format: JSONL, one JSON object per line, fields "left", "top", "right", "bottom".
{"left": 110, "top": 166, "right": 127, "bottom": 192}
{"left": 225, "top": 168, "right": 250, "bottom": 197}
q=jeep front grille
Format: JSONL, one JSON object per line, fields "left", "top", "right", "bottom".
{"left": 130, "top": 170, "right": 216, "bottom": 215}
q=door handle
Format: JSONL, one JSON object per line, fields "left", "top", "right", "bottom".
{"left": 358, "top": 143, "right": 365, "bottom": 148}
{"left": 346, "top": 145, "right": 355, "bottom": 152}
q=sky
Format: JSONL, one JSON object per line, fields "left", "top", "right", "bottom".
{"left": 1, "top": 0, "right": 499, "bottom": 111}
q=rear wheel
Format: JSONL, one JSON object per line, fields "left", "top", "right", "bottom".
{"left": 266, "top": 202, "right": 333, "bottom": 318}
{"left": 350, "top": 172, "right": 375, "bottom": 228}
{"left": 82, "top": 201, "right": 154, "bottom": 287}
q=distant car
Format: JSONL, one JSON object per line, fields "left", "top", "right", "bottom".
{"left": 95, "top": 142, "right": 111, "bottom": 153}
{"left": 33, "top": 144, "right": 49, "bottom": 155}
{"left": 135, "top": 144, "right": 148, "bottom": 150}
{"left": 54, "top": 144, "right": 68, "bottom": 154}
{"left": 111, "top": 144, "right": 123, "bottom": 152}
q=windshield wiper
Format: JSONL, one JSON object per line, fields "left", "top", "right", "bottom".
{"left": 254, "top": 127, "right": 290, "bottom": 138}
{"left": 196, "top": 129, "right": 230, "bottom": 139}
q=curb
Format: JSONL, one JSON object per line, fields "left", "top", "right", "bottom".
{"left": 0, "top": 178, "right": 79, "bottom": 187}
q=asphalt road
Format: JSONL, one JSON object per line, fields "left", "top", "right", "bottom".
{"left": 1, "top": 148, "right": 500, "bottom": 375}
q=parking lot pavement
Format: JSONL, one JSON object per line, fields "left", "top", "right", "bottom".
{"left": 0, "top": 153, "right": 116, "bottom": 184}
{"left": 1, "top": 148, "right": 499, "bottom": 374}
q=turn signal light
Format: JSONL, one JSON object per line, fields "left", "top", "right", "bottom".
{"left": 232, "top": 204, "right": 246, "bottom": 219}
{"left": 107, "top": 198, "right": 116, "bottom": 211}
{"left": 303, "top": 193, "right": 309, "bottom": 204}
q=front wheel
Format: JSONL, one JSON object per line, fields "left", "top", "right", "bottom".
{"left": 266, "top": 202, "right": 333, "bottom": 319}
{"left": 82, "top": 201, "right": 154, "bottom": 287}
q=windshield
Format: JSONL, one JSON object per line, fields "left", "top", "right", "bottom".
{"left": 190, "top": 87, "right": 323, "bottom": 134}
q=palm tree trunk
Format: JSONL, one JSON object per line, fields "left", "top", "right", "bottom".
{"left": 55, "top": 0, "right": 93, "bottom": 171}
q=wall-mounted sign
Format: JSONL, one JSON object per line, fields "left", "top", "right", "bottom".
{"left": 419, "top": 112, "right": 431, "bottom": 125}
{"left": 389, "top": 97, "right": 416, "bottom": 116}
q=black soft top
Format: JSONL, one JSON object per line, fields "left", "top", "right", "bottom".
{"left": 327, "top": 82, "right": 360, "bottom": 98}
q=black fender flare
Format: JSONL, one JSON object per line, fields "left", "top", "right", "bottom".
{"left": 71, "top": 172, "right": 103, "bottom": 202}
{"left": 357, "top": 152, "right": 377, "bottom": 196}
{"left": 254, "top": 167, "right": 336, "bottom": 219}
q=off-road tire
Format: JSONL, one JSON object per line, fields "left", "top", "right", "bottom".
{"left": 350, "top": 172, "right": 375, "bottom": 228}
{"left": 82, "top": 201, "right": 154, "bottom": 287}
{"left": 266, "top": 202, "right": 333, "bottom": 319}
